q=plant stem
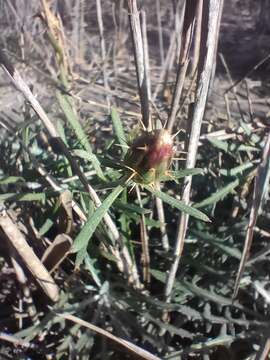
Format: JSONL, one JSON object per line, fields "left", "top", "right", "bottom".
{"left": 164, "top": 0, "right": 224, "bottom": 304}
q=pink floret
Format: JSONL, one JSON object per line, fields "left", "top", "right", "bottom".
{"left": 147, "top": 144, "right": 174, "bottom": 168}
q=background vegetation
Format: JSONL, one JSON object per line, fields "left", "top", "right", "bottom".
{"left": 0, "top": 1, "right": 270, "bottom": 359}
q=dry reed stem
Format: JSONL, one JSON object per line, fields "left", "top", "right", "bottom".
{"left": 0, "top": 208, "right": 59, "bottom": 302}
{"left": 96, "top": 0, "right": 111, "bottom": 108}
{"left": 136, "top": 186, "right": 150, "bottom": 284}
{"left": 155, "top": 183, "right": 169, "bottom": 251}
{"left": 255, "top": 336, "right": 270, "bottom": 360}
{"left": 0, "top": 332, "right": 35, "bottom": 349}
{"left": 8, "top": 244, "right": 39, "bottom": 324}
{"left": 166, "top": 0, "right": 196, "bottom": 133}
{"left": 140, "top": 9, "right": 152, "bottom": 128}
{"left": 155, "top": 0, "right": 164, "bottom": 66}
{"left": 233, "top": 131, "right": 270, "bottom": 299}
{"left": 191, "top": 0, "right": 203, "bottom": 76}
{"left": 57, "top": 312, "right": 161, "bottom": 360}
{"left": 152, "top": 31, "right": 176, "bottom": 102}
{"left": 165, "top": 0, "right": 224, "bottom": 303}
{"left": 128, "top": 0, "right": 151, "bottom": 130}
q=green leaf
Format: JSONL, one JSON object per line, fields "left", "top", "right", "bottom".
{"left": 115, "top": 200, "right": 151, "bottom": 215}
{"left": 84, "top": 254, "right": 102, "bottom": 287}
{"left": 0, "top": 176, "right": 24, "bottom": 185}
{"left": 0, "top": 192, "right": 49, "bottom": 202}
{"left": 144, "top": 218, "right": 163, "bottom": 228}
{"left": 207, "top": 138, "right": 229, "bottom": 152}
{"left": 75, "top": 245, "right": 88, "bottom": 268}
{"left": 72, "top": 185, "right": 124, "bottom": 253}
{"left": 146, "top": 186, "right": 210, "bottom": 222}
{"left": 191, "top": 230, "right": 242, "bottom": 259}
{"left": 143, "top": 312, "right": 193, "bottom": 339}
{"left": 150, "top": 269, "right": 235, "bottom": 307}
{"left": 73, "top": 149, "right": 98, "bottom": 164}
{"left": 237, "top": 144, "right": 259, "bottom": 152}
{"left": 190, "top": 335, "right": 234, "bottom": 350}
{"left": 194, "top": 179, "right": 239, "bottom": 208}
{"left": 39, "top": 218, "right": 54, "bottom": 236}
{"left": 219, "top": 162, "right": 253, "bottom": 177}
{"left": 57, "top": 92, "right": 105, "bottom": 180}
{"left": 160, "top": 168, "right": 204, "bottom": 181}
{"left": 111, "top": 107, "right": 127, "bottom": 155}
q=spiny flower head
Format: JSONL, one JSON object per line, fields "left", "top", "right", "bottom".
{"left": 124, "top": 129, "right": 175, "bottom": 185}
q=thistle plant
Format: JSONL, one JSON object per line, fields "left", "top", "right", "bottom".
{"left": 1, "top": 1, "right": 270, "bottom": 360}
{"left": 124, "top": 129, "right": 175, "bottom": 186}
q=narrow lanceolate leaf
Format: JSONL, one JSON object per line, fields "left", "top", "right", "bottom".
{"left": 146, "top": 186, "right": 210, "bottom": 222}
{"left": 0, "top": 176, "right": 24, "bottom": 185}
{"left": 111, "top": 107, "right": 127, "bottom": 155}
{"left": 160, "top": 168, "right": 203, "bottom": 181}
{"left": 56, "top": 92, "right": 105, "bottom": 180}
{"left": 207, "top": 137, "right": 229, "bottom": 153}
{"left": 150, "top": 269, "right": 236, "bottom": 307}
{"left": 0, "top": 192, "right": 47, "bottom": 202}
{"left": 194, "top": 179, "right": 239, "bottom": 208}
{"left": 219, "top": 162, "right": 253, "bottom": 177}
{"left": 73, "top": 149, "right": 99, "bottom": 164}
{"left": 72, "top": 185, "right": 124, "bottom": 252}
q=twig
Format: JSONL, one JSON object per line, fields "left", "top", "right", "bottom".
{"left": 0, "top": 332, "right": 35, "bottom": 349}
{"left": 152, "top": 31, "right": 176, "bottom": 102}
{"left": 164, "top": 0, "right": 224, "bottom": 303}
{"left": 244, "top": 79, "right": 254, "bottom": 122}
{"left": 72, "top": 0, "right": 85, "bottom": 63}
{"left": 8, "top": 243, "right": 39, "bottom": 324}
{"left": 166, "top": 0, "right": 196, "bottom": 133}
{"left": 128, "top": 0, "right": 151, "bottom": 130}
{"left": 96, "top": 0, "right": 111, "bottom": 108}
{"left": 136, "top": 186, "right": 150, "bottom": 284}
{"left": 57, "top": 312, "right": 161, "bottom": 360}
{"left": 219, "top": 53, "right": 245, "bottom": 123}
{"left": 224, "top": 53, "right": 270, "bottom": 95}
{"left": 233, "top": 131, "right": 270, "bottom": 299}
{"left": 0, "top": 207, "right": 59, "bottom": 302}
{"left": 190, "top": 0, "right": 203, "bottom": 76}
{"left": 255, "top": 335, "right": 270, "bottom": 360}
{"left": 140, "top": 9, "right": 152, "bottom": 130}
{"left": 156, "top": 0, "right": 164, "bottom": 65}
{"left": 155, "top": 184, "right": 169, "bottom": 251}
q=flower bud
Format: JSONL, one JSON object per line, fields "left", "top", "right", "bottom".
{"left": 124, "top": 129, "right": 175, "bottom": 185}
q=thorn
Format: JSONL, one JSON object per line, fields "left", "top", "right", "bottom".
{"left": 172, "top": 128, "right": 185, "bottom": 139}
{"left": 138, "top": 117, "right": 146, "bottom": 131}
{"left": 136, "top": 145, "right": 148, "bottom": 151}
{"left": 128, "top": 182, "right": 137, "bottom": 194}
{"left": 125, "top": 171, "right": 137, "bottom": 184}
{"left": 164, "top": 171, "right": 176, "bottom": 181}
{"left": 114, "top": 143, "right": 130, "bottom": 149}
{"left": 148, "top": 182, "right": 156, "bottom": 191}
{"left": 124, "top": 164, "right": 137, "bottom": 173}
